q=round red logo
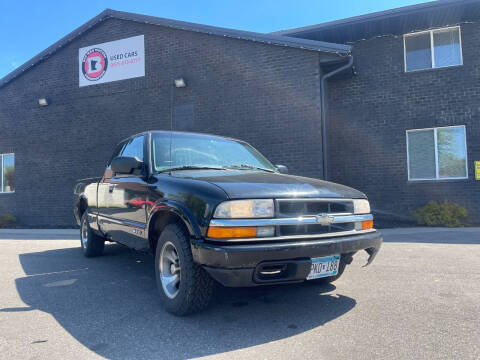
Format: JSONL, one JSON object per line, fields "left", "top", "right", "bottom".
{"left": 81, "top": 48, "right": 108, "bottom": 81}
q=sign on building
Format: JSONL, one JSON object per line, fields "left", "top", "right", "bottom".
{"left": 475, "top": 161, "right": 480, "bottom": 180}
{"left": 78, "top": 35, "right": 145, "bottom": 87}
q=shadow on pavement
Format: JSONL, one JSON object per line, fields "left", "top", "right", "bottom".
{"left": 4, "top": 244, "right": 356, "bottom": 359}
{"left": 381, "top": 228, "right": 480, "bottom": 244}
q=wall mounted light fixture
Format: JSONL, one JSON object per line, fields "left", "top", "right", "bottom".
{"left": 174, "top": 78, "right": 186, "bottom": 88}
{"left": 38, "top": 98, "right": 49, "bottom": 106}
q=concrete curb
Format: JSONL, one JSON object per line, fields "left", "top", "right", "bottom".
{"left": 0, "top": 229, "right": 78, "bottom": 235}
{"left": 380, "top": 227, "right": 480, "bottom": 235}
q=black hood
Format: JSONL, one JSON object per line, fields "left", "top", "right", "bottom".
{"left": 172, "top": 170, "right": 366, "bottom": 199}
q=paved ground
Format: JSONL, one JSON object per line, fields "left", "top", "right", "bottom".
{"left": 0, "top": 228, "right": 479, "bottom": 359}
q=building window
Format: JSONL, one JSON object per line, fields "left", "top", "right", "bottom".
{"left": 406, "top": 126, "right": 468, "bottom": 181}
{"left": 1, "top": 153, "right": 15, "bottom": 193}
{"left": 404, "top": 26, "right": 462, "bottom": 72}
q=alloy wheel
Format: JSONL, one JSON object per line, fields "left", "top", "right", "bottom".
{"left": 81, "top": 217, "right": 88, "bottom": 247}
{"left": 159, "top": 241, "right": 181, "bottom": 299}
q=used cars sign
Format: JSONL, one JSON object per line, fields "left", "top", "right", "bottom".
{"left": 78, "top": 35, "right": 145, "bottom": 87}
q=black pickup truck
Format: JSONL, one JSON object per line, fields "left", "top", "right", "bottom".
{"left": 74, "top": 131, "right": 382, "bottom": 315}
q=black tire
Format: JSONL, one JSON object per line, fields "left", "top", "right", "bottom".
{"left": 309, "top": 259, "right": 347, "bottom": 284}
{"left": 155, "top": 223, "right": 214, "bottom": 316}
{"left": 80, "top": 212, "right": 105, "bottom": 257}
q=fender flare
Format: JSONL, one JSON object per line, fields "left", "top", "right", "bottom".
{"left": 146, "top": 200, "right": 202, "bottom": 239}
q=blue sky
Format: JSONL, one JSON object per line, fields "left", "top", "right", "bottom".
{"left": 0, "top": 0, "right": 429, "bottom": 79}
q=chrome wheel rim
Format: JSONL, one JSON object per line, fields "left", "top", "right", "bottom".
{"left": 160, "top": 241, "right": 181, "bottom": 299}
{"left": 81, "top": 218, "right": 88, "bottom": 248}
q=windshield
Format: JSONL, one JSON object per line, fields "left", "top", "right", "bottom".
{"left": 151, "top": 133, "right": 277, "bottom": 172}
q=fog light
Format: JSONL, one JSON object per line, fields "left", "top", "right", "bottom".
{"left": 256, "top": 226, "right": 275, "bottom": 237}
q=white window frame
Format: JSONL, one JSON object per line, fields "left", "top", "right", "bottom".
{"left": 406, "top": 125, "right": 468, "bottom": 181}
{"left": 0, "top": 153, "right": 15, "bottom": 194}
{"left": 403, "top": 26, "right": 463, "bottom": 72}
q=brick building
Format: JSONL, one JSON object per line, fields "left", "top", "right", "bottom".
{"left": 1, "top": 0, "right": 479, "bottom": 227}
{"left": 275, "top": 0, "right": 480, "bottom": 225}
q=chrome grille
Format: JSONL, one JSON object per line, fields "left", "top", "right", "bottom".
{"left": 207, "top": 199, "right": 373, "bottom": 243}
{"left": 276, "top": 198, "right": 354, "bottom": 218}
{"left": 278, "top": 222, "right": 355, "bottom": 236}
{"left": 275, "top": 198, "right": 355, "bottom": 238}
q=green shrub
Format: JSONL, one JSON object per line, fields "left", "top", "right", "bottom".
{"left": 412, "top": 201, "right": 468, "bottom": 227}
{"left": 0, "top": 214, "right": 16, "bottom": 228}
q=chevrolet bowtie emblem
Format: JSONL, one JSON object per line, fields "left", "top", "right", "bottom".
{"left": 315, "top": 213, "right": 334, "bottom": 226}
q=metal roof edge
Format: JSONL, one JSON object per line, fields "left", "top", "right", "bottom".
{"left": 0, "top": 9, "right": 350, "bottom": 89}
{"left": 108, "top": 9, "right": 351, "bottom": 53}
{"left": 272, "top": 0, "right": 478, "bottom": 36}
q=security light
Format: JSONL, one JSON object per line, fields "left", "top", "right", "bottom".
{"left": 38, "top": 98, "right": 49, "bottom": 106}
{"left": 174, "top": 78, "right": 186, "bottom": 88}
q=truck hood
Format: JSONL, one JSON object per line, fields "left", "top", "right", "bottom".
{"left": 172, "top": 170, "right": 366, "bottom": 199}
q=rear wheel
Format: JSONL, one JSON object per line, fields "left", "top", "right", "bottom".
{"left": 80, "top": 212, "right": 105, "bottom": 257}
{"left": 155, "top": 223, "right": 214, "bottom": 315}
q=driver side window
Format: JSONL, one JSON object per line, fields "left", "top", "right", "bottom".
{"left": 121, "top": 135, "right": 145, "bottom": 161}
{"left": 108, "top": 141, "right": 126, "bottom": 167}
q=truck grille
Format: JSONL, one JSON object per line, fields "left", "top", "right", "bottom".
{"left": 276, "top": 199, "right": 353, "bottom": 217}
{"left": 275, "top": 199, "right": 355, "bottom": 238}
{"left": 278, "top": 223, "right": 355, "bottom": 236}
{"left": 207, "top": 198, "right": 373, "bottom": 243}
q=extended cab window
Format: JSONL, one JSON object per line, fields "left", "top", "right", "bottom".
{"left": 121, "top": 135, "right": 144, "bottom": 161}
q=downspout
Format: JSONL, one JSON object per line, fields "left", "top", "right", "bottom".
{"left": 320, "top": 55, "right": 354, "bottom": 181}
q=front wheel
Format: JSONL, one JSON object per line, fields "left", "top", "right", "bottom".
{"left": 155, "top": 223, "right": 214, "bottom": 316}
{"left": 80, "top": 212, "right": 105, "bottom": 257}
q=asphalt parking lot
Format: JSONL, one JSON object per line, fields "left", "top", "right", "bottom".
{"left": 0, "top": 228, "right": 479, "bottom": 359}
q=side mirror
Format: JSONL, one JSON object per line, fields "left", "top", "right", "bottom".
{"left": 276, "top": 165, "right": 288, "bottom": 174}
{"left": 111, "top": 156, "right": 143, "bottom": 174}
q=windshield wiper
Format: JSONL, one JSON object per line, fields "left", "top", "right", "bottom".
{"left": 159, "top": 165, "right": 227, "bottom": 173}
{"left": 225, "top": 164, "right": 275, "bottom": 173}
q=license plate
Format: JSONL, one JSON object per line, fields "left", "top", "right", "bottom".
{"left": 307, "top": 255, "right": 341, "bottom": 280}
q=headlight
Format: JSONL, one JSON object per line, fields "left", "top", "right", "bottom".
{"left": 214, "top": 199, "right": 274, "bottom": 218}
{"left": 353, "top": 199, "right": 370, "bottom": 214}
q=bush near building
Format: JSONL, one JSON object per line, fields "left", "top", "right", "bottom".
{"left": 413, "top": 201, "right": 468, "bottom": 227}
{"left": 0, "top": 214, "right": 16, "bottom": 228}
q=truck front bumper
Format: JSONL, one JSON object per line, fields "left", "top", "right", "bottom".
{"left": 191, "top": 231, "right": 382, "bottom": 287}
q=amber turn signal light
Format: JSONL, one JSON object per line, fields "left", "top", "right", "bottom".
{"left": 207, "top": 226, "right": 257, "bottom": 239}
{"left": 362, "top": 220, "right": 374, "bottom": 230}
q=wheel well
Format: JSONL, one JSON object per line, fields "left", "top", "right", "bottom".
{"left": 148, "top": 211, "right": 189, "bottom": 254}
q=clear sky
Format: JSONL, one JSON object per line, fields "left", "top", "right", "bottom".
{"left": 0, "top": 0, "right": 430, "bottom": 79}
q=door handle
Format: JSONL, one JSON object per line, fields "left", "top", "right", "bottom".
{"left": 108, "top": 184, "right": 116, "bottom": 193}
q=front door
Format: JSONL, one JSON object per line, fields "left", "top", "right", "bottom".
{"left": 99, "top": 135, "right": 149, "bottom": 250}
